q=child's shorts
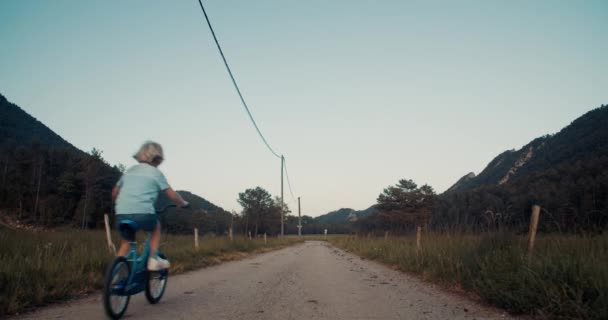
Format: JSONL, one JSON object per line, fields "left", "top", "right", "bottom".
{"left": 116, "top": 214, "right": 159, "bottom": 241}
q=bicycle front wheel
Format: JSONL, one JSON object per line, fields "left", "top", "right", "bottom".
{"left": 103, "top": 257, "right": 131, "bottom": 319}
{"left": 145, "top": 269, "right": 168, "bottom": 303}
{"left": 145, "top": 253, "right": 168, "bottom": 304}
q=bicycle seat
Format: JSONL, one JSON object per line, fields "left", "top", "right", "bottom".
{"left": 118, "top": 220, "right": 140, "bottom": 233}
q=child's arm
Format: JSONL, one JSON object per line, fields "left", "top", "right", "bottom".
{"left": 165, "top": 188, "right": 188, "bottom": 207}
{"left": 112, "top": 185, "right": 120, "bottom": 202}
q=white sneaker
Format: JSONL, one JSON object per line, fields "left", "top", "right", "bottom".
{"left": 148, "top": 256, "right": 170, "bottom": 271}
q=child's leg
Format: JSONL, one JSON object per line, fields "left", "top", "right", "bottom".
{"left": 150, "top": 222, "right": 161, "bottom": 254}
{"left": 117, "top": 240, "right": 130, "bottom": 257}
{"left": 147, "top": 221, "right": 169, "bottom": 269}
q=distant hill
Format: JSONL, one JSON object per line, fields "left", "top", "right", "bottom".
{"left": 178, "top": 190, "right": 227, "bottom": 214}
{"left": 315, "top": 206, "right": 377, "bottom": 225}
{"left": 0, "top": 93, "right": 78, "bottom": 151}
{"left": 156, "top": 190, "right": 231, "bottom": 234}
{"left": 447, "top": 105, "right": 608, "bottom": 193}
{"left": 156, "top": 190, "right": 227, "bottom": 215}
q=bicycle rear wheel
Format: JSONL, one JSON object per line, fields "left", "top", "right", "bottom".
{"left": 103, "top": 257, "right": 131, "bottom": 319}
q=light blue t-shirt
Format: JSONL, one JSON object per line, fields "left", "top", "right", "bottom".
{"left": 115, "top": 163, "right": 170, "bottom": 215}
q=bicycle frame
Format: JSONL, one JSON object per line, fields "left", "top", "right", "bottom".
{"left": 113, "top": 233, "right": 166, "bottom": 296}
{"left": 122, "top": 235, "right": 151, "bottom": 295}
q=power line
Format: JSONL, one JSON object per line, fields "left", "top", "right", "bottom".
{"left": 196, "top": 0, "right": 280, "bottom": 159}
{"left": 283, "top": 158, "right": 297, "bottom": 202}
{"left": 196, "top": 1, "right": 299, "bottom": 234}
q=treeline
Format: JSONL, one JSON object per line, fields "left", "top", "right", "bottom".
{"left": 0, "top": 141, "right": 120, "bottom": 228}
{"left": 170, "top": 185, "right": 355, "bottom": 237}
{"left": 4, "top": 143, "right": 606, "bottom": 235}
{"left": 163, "top": 187, "right": 289, "bottom": 237}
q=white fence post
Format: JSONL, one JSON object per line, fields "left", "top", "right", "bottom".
{"left": 527, "top": 205, "right": 541, "bottom": 261}
{"left": 194, "top": 228, "right": 199, "bottom": 250}
{"left": 104, "top": 214, "right": 116, "bottom": 254}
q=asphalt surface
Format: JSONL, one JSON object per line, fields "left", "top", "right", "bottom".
{"left": 14, "top": 241, "right": 511, "bottom": 320}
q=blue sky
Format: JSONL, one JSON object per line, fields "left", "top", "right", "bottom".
{"left": 1, "top": 0, "right": 606, "bottom": 216}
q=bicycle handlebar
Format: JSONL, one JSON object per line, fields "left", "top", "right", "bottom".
{"left": 155, "top": 202, "right": 190, "bottom": 214}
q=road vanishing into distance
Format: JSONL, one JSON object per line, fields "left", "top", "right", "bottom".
{"left": 15, "top": 241, "right": 511, "bottom": 320}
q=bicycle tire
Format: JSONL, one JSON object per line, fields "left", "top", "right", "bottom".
{"left": 144, "top": 253, "right": 168, "bottom": 304}
{"left": 103, "top": 257, "right": 131, "bottom": 319}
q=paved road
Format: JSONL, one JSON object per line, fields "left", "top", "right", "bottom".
{"left": 16, "top": 241, "right": 511, "bottom": 320}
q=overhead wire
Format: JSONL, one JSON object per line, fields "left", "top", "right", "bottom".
{"left": 283, "top": 158, "right": 297, "bottom": 203}
{"left": 195, "top": 0, "right": 299, "bottom": 208}
{"left": 196, "top": 0, "right": 280, "bottom": 159}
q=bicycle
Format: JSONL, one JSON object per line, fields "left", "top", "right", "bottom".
{"left": 102, "top": 204, "right": 187, "bottom": 319}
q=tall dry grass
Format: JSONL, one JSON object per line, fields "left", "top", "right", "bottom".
{"left": 330, "top": 233, "right": 607, "bottom": 320}
{"left": 0, "top": 228, "right": 301, "bottom": 316}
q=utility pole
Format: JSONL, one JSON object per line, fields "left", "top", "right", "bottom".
{"left": 298, "top": 197, "right": 302, "bottom": 237}
{"left": 281, "top": 155, "right": 284, "bottom": 238}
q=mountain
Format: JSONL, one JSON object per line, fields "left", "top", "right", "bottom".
{"left": 315, "top": 206, "right": 378, "bottom": 225}
{"left": 447, "top": 105, "right": 608, "bottom": 193}
{"left": 434, "top": 104, "right": 608, "bottom": 233}
{"left": 0, "top": 94, "right": 78, "bottom": 151}
{"left": 445, "top": 172, "right": 476, "bottom": 193}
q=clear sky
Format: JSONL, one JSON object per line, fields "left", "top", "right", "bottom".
{"left": 1, "top": 0, "right": 606, "bottom": 216}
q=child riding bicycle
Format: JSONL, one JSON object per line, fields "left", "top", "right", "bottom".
{"left": 112, "top": 141, "right": 188, "bottom": 270}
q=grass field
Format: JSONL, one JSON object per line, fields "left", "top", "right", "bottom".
{"left": 330, "top": 233, "right": 608, "bottom": 320}
{"left": 0, "top": 228, "right": 302, "bottom": 316}
{"left": 3, "top": 230, "right": 605, "bottom": 319}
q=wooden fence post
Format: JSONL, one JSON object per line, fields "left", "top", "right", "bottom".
{"left": 229, "top": 227, "right": 233, "bottom": 241}
{"left": 248, "top": 231, "right": 252, "bottom": 240}
{"left": 194, "top": 228, "right": 199, "bottom": 250}
{"left": 527, "top": 205, "right": 541, "bottom": 260}
{"left": 416, "top": 225, "right": 422, "bottom": 254}
{"left": 264, "top": 233, "right": 267, "bottom": 245}
{"left": 104, "top": 214, "right": 116, "bottom": 254}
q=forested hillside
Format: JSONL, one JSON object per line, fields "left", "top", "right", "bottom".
{"left": 0, "top": 94, "right": 78, "bottom": 151}
{"left": 435, "top": 104, "right": 608, "bottom": 232}
{"left": 0, "top": 93, "right": 230, "bottom": 232}
{"left": 0, "top": 94, "right": 121, "bottom": 228}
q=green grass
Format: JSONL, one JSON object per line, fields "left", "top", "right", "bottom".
{"left": 0, "top": 229, "right": 302, "bottom": 316}
{"left": 330, "top": 233, "right": 608, "bottom": 320}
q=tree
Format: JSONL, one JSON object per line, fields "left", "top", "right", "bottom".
{"left": 374, "top": 179, "right": 437, "bottom": 233}
{"left": 237, "top": 187, "right": 279, "bottom": 237}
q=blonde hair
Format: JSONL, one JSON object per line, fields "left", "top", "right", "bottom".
{"left": 133, "top": 141, "right": 164, "bottom": 165}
